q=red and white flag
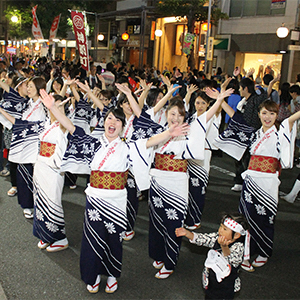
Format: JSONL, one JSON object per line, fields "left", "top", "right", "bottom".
{"left": 49, "top": 14, "right": 61, "bottom": 43}
{"left": 32, "top": 5, "right": 44, "bottom": 40}
{"left": 71, "top": 11, "right": 89, "bottom": 72}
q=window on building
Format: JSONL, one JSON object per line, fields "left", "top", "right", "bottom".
{"left": 229, "top": 0, "right": 286, "bottom": 17}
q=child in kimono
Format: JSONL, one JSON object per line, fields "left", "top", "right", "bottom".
{"left": 176, "top": 212, "right": 249, "bottom": 300}
{"left": 207, "top": 87, "right": 300, "bottom": 272}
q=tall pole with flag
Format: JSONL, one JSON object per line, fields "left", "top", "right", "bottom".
{"left": 49, "top": 14, "right": 61, "bottom": 61}
{"left": 32, "top": 5, "right": 44, "bottom": 40}
{"left": 71, "top": 10, "right": 89, "bottom": 72}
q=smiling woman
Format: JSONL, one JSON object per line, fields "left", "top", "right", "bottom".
{"left": 214, "top": 98, "right": 300, "bottom": 272}
{"left": 39, "top": 90, "right": 188, "bottom": 294}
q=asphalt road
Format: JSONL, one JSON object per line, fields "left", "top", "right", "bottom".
{"left": 0, "top": 153, "right": 299, "bottom": 300}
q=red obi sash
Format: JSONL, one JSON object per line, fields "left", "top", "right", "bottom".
{"left": 248, "top": 155, "right": 281, "bottom": 174}
{"left": 39, "top": 141, "right": 56, "bottom": 157}
{"left": 155, "top": 153, "right": 187, "bottom": 173}
{"left": 90, "top": 170, "right": 128, "bottom": 190}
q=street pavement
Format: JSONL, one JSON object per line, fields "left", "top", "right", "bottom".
{"left": 0, "top": 153, "right": 299, "bottom": 300}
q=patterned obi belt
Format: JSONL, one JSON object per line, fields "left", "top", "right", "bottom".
{"left": 39, "top": 141, "right": 56, "bottom": 157}
{"left": 248, "top": 155, "right": 281, "bottom": 174}
{"left": 155, "top": 153, "right": 187, "bottom": 173}
{"left": 90, "top": 170, "right": 128, "bottom": 190}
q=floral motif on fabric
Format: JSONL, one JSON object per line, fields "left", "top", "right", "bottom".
{"left": 68, "top": 144, "right": 78, "bottom": 154}
{"left": 127, "top": 178, "right": 135, "bottom": 188}
{"left": 45, "top": 221, "right": 59, "bottom": 233}
{"left": 269, "top": 215, "right": 274, "bottom": 224}
{"left": 31, "top": 124, "right": 39, "bottom": 133}
{"left": 15, "top": 103, "right": 23, "bottom": 112}
{"left": 244, "top": 191, "right": 253, "bottom": 203}
{"left": 165, "top": 208, "right": 178, "bottom": 220}
{"left": 104, "top": 221, "right": 116, "bottom": 234}
{"left": 133, "top": 128, "right": 146, "bottom": 140}
{"left": 88, "top": 209, "right": 102, "bottom": 221}
{"left": 237, "top": 132, "right": 248, "bottom": 142}
{"left": 147, "top": 128, "right": 153, "bottom": 136}
{"left": 11, "top": 133, "right": 17, "bottom": 142}
{"left": 191, "top": 177, "right": 200, "bottom": 187}
{"left": 223, "top": 130, "right": 234, "bottom": 137}
{"left": 2, "top": 101, "right": 12, "bottom": 109}
{"left": 120, "top": 231, "right": 126, "bottom": 242}
{"left": 152, "top": 196, "right": 163, "bottom": 208}
{"left": 35, "top": 209, "right": 44, "bottom": 221}
{"left": 77, "top": 108, "right": 87, "bottom": 117}
{"left": 20, "top": 128, "right": 29, "bottom": 138}
{"left": 255, "top": 204, "right": 266, "bottom": 215}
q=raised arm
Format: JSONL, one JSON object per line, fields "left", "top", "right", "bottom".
{"left": 184, "top": 84, "right": 198, "bottom": 106}
{"left": 40, "top": 89, "right": 75, "bottom": 134}
{"left": 96, "top": 74, "right": 106, "bottom": 90}
{"left": 288, "top": 110, "right": 300, "bottom": 132}
{"left": 153, "top": 84, "right": 181, "bottom": 114}
{"left": 138, "top": 79, "right": 152, "bottom": 109}
{"left": 60, "top": 77, "right": 76, "bottom": 97}
{"left": 115, "top": 83, "right": 142, "bottom": 117}
{"left": 76, "top": 80, "right": 104, "bottom": 111}
{"left": 205, "top": 88, "right": 234, "bottom": 122}
{"left": 0, "top": 107, "right": 15, "bottom": 124}
{"left": 267, "top": 74, "right": 280, "bottom": 97}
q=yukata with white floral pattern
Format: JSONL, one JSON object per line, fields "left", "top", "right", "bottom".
{"left": 190, "top": 232, "right": 244, "bottom": 299}
{"left": 214, "top": 113, "right": 296, "bottom": 259}
{"left": 185, "top": 113, "right": 221, "bottom": 227}
{"left": 1, "top": 87, "right": 46, "bottom": 210}
{"left": 134, "top": 110, "right": 207, "bottom": 271}
{"left": 63, "top": 126, "right": 151, "bottom": 287}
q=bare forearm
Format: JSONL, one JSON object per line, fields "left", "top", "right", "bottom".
{"left": 146, "top": 129, "right": 171, "bottom": 148}
{"left": 50, "top": 105, "right": 75, "bottom": 134}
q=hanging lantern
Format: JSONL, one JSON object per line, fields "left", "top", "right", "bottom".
{"left": 121, "top": 32, "right": 129, "bottom": 41}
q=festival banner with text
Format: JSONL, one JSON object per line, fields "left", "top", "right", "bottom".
{"left": 32, "top": 5, "right": 44, "bottom": 40}
{"left": 71, "top": 11, "right": 89, "bottom": 71}
{"left": 49, "top": 14, "right": 61, "bottom": 43}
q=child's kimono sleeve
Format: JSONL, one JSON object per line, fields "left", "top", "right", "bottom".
{"left": 214, "top": 113, "right": 254, "bottom": 161}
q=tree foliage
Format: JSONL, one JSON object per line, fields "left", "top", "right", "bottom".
{"left": 5, "top": 0, "right": 116, "bottom": 40}
{"left": 156, "top": 0, "right": 228, "bottom": 30}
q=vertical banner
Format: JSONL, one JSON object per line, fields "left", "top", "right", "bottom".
{"left": 71, "top": 11, "right": 89, "bottom": 72}
{"left": 207, "top": 37, "right": 214, "bottom": 61}
{"left": 49, "top": 14, "right": 61, "bottom": 43}
{"left": 182, "top": 32, "right": 195, "bottom": 55}
{"left": 32, "top": 5, "right": 44, "bottom": 40}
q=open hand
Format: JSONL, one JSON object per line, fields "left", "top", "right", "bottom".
{"left": 40, "top": 89, "right": 55, "bottom": 109}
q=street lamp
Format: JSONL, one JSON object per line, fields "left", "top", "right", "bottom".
{"left": 11, "top": 16, "right": 18, "bottom": 23}
{"left": 276, "top": 23, "right": 289, "bottom": 38}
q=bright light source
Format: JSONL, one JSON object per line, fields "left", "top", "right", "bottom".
{"left": 276, "top": 24, "right": 289, "bottom": 38}
{"left": 121, "top": 32, "right": 129, "bottom": 41}
{"left": 11, "top": 16, "right": 18, "bottom": 23}
{"left": 61, "top": 39, "right": 66, "bottom": 45}
{"left": 98, "top": 34, "right": 105, "bottom": 41}
{"left": 155, "top": 29, "right": 163, "bottom": 37}
{"left": 53, "top": 38, "right": 60, "bottom": 43}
